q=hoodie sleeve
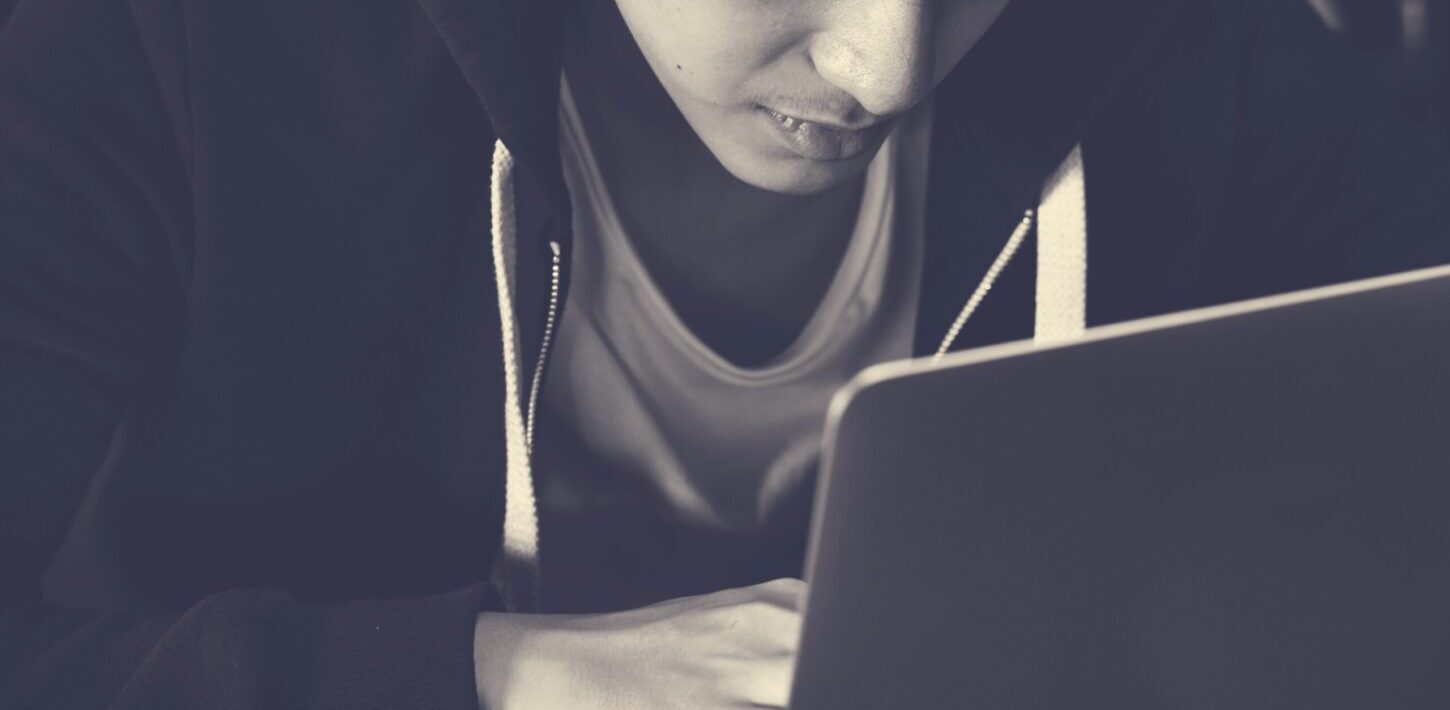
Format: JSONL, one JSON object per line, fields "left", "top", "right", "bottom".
{"left": 0, "top": 0, "right": 499, "bottom": 708}
{"left": 1216, "top": 0, "right": 1450, "bottom": 293}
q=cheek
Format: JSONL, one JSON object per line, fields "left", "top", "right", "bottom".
{"left": 615, "top": 0, "right": 802, "bottom": 107}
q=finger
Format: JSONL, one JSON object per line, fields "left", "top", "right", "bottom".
{"left": 704, "top": 600, "right": 802, "bottom": 657}
{"left": 771, "top": 604, "right": 804, "bottom": 650}
{"left": 737, "top": 650, "right": 797, "bottom": 709}
{"left": 697, "top": 577, "right": 803, "bottom": 613}
{"left": 749, "top": 577, "right": 808, "bottom": 611}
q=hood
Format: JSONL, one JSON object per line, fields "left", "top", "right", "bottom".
{"left": 413, "top": 0, "right": 577, "bottom": 221}
{"left": 938, "top": 0, "right": 1189, "bottom": 212}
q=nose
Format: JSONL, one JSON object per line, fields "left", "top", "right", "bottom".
{"left": 811, "top": 1, "right": 935, "bottom": 118}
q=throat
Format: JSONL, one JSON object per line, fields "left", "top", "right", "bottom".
{"left": 578, "top": 107, "right": 867, "bottom": 366}
{"left": 623, "top": 175, "right": 867, "bottom": 369}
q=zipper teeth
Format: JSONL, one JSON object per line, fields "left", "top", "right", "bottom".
{"left": 525, "top": 241, "right": 563, "bottom": 453}
{"left": 932, "top": 209, "right": 1036, "bottom": 362}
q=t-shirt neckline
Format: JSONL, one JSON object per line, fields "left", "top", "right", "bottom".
{"left": 557, "top": 72, "right": 914, "bottom": 383}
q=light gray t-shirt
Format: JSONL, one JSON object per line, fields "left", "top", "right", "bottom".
{"left": 535, "top": 79, "right": 934, "bottom": 612}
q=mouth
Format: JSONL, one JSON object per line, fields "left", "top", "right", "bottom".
{"left": 758, "top": 106, "right": 889, "bottom": 162}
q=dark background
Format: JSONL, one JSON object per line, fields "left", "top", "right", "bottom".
{"left": 1307, "top": 0, "right": 1450, "bottom": 140}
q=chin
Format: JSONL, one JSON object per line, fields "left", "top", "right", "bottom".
{"left": 715, "top": 149, "right": 877, "bottom": 196}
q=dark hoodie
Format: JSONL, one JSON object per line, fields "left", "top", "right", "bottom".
{"left": 1, "top": 0, "right": 1447, "bottom": 707}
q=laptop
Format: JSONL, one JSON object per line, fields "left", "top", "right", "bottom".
{"left": 790, "top": 264, "right": 1450, "bottom": 709}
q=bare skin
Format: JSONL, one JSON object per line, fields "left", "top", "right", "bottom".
{"left": 477, "top": 579, "right": 806, "bottom": 709}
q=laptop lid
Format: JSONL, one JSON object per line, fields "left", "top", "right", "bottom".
{"left": 791, "top": 265, "right": 1450, "bottom": 709}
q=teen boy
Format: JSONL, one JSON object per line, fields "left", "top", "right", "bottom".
{"left": 2, "top": 0, "right": 1448, "bottom": 707}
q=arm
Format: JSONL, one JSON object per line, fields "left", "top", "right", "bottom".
{"left": 0, "top": 1, "right": 500, "bottom": 707}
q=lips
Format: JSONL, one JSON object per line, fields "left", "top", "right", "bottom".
{"left": 759, "top": 107, "right": 887, "bottom": 162}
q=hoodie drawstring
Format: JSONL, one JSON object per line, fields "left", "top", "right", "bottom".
{"left": 1036, "top": 144, "right": 1088, "bottom": 343}
{"left": 934, "top": 144, "right": 1088, "bottom": 358}
{"left": 490, "top": 139, "right": 543, "bottom": 612}
{"left": 491, "top": 139, "right": 1087, "bottom": 610}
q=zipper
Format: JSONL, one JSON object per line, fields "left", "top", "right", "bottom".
{"left": 524, "top": 240, "right": 562, "bottom": 453}
{"left": 932, "top": 209, "right": 1036, "bottom": 362}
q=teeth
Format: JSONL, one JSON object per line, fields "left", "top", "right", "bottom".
{"left": 769, "top": 109, "right": 806, "bottom": 130}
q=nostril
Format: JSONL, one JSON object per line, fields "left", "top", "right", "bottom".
{"left": 847, "top": 56, "right": 934, "bottom": 117}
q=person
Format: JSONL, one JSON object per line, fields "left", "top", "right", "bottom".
{"left": 2, "top": 0, "right": 1447, "bottom": 707}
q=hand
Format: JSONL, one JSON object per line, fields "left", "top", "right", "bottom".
{"left": 474, "top": 577, "right": 806, "bottom": 709}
